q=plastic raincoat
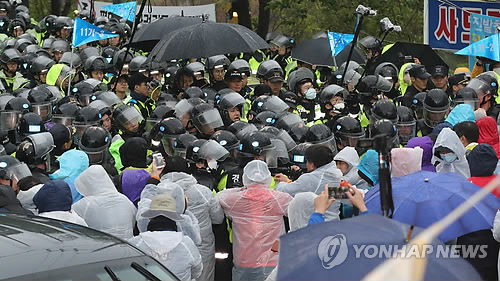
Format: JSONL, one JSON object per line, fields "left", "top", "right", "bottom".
{"left": 16, "top": 183, "right": 43, "bottom": 214}
{"left": 128, "top": 231, "right": 203, "bottom": 281}
{"left": 39, "top": 211, "right": 88, "bottom": 226}
{"left": 72, "top": 165, "right": 137, "bottom": 240}
{"left": 333, "top": 147, "right": 360, "bottom": 185}
{"left": 432, "top": 128, "right": 471, "bottom": 178}
{"left": 357, "top": 149, "right": 380, "bottom": 186}
{"left": 390, "top": 147, "right": 423, "bottom": 177}
{"left": 477, "top": 116, "right": 500, "bottom": 159}
{"left": 275, "top": 161, "right": 342, "bottom": 220}
{"left": 136, "top": 182, "right": 202, "bottom": 245}
{"left": 406, "top": 136, "right": 436, "bottom": 172}
{"left": 161, "top": 172, "right": 224, "bottom": 281}
{"left": 216, "top": 160, "right": 292, "bottom": 281}
{"left": 445, "top": 104, "right": 475, "bottom": 126}
{"left": 49, "top": 150, "right": 89, "bottom": 203}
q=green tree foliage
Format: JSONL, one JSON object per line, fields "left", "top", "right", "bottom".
{"left": 267, "top": 0, "right": 424, "bottom": 44}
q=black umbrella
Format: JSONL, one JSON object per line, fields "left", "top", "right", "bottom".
{"left": 148, "top": 21, "right": 269, "bottom": 62}
{"left": 127, "top": 16, "right": 204, "bottom": 52}
{"left": 374, "top": 42, "right": 448, "bottom": 70}
{"left": 292, "top": 37, "right": 366, "bottom": 67}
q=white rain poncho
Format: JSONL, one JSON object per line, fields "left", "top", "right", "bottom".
{"left": 136, "top": 181, "right": 202, "bottom": 245}
{"left": 432, "top": 128, "right": 471, "bottom": 178}
{"left": 38, "top": 211, "right": 88, "bottom": 226}
{"left": 72, "top": 165, "right": 137, "bottom": 240}
{"left": 161, "top": 172, "right": 224, "bottom": 281}
{"left": 390, "top": 147, "right": 423, "bottom": 177}
{"left": 128, "top": 231, "right": 203, "bottom": 281}
{"left": 334, "top": 147, "right": 360, "bottom": 185}
{"left": 275, "top": 161, "right": 343, "bottom": 220}
{"left": 16, "top": 183, "right": 43, "bottom": 214}
{"left": 216, "top": 160, "right": 292, "bottom": 280}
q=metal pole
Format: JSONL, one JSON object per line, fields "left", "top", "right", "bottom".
{"left": 341, "top": 15, "right": 365, "bottom": 86}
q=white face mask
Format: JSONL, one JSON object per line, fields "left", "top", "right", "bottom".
{"left": 305, "top": 88, "right": 317, "bottom": 100}
{"left": 207, "top": 159, "right": 218, "bottom": 170}
{"left": 441, "top": 153, "right": 457, "bottom": 163}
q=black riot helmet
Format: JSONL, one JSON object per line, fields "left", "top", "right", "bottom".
{"left": 410, "top": 92, "right": 426, "bottom": 120}
{"left": 18, "top": 112, "right": 46, "bottom": 138}
{"left": 78, "top": 126, "right": 111, "bottom": 164}
{"left": 304, "top": 124, "right": 337, "bottom": 154}
{"left": 16, "top": 132, "right": 55, "bottom": 167}
{"left": 29, "top": 56, "right": 55, "bottom": 80}
{"left": 173, "top": 133, "right": 197, "bottom": 159}
{"left": 150, "top": 117, "right": 185, "bottom": 156}
{"left": 113, "top": 49, "right": 134, "bottom": 71}
{"left": 144, "top": 104, "right": 176, "bottom": 133}
{"left": 101, "top": 46, "right": 120, "bottom": 66}
{"left": 78, "top": 47, "right": 100, "bottom": 63}
{"left": 370, "top": 99, "right": 398, "bottom": 124}
{"left": 186, "top": 62, "right": 205, "bottom": 77}
{"left": 190, "top": 103, "right": 224, "bottom": 136}
{"left": 186, "top": 139, "right": 229, "bottom": 165}
{"left": 113, "top": 104, "right": 145, "bottom": 136}
{"left": 356, "top": 75, "right": 393, "bottom": 102}
{"left": 227, "top": 121, "right": 258, "bottom": 140}
{"left": 453, "top": 87, "right": 479, "bottom": 110}
{"left": 260, "top": 126, "right": 296, "bottom": 152}
{"left": 374, "top": 62, "right": 399, "bottom": 83}
{"left": 71, "top": 78, "right": 107, "bottom": 106}
{"left": 50, "top": 39, "right": 70, "bottom": 54}
{"left": 228, "top": 59, "right": 251, "bottom": 77}
{"left": 0, "top": 94, "right": 14, "bottom": 110}
{"left": 372, "top": 119, "right": 399, "bottom": 147}
{"left": 88, "top": 100, "right": 112, "bottom": 118}
{"left": 423, "top": 88, "right": 450, "bottom": 128}
{"left": 396, "top": 106, "right": 416, "bottom": 146}
{"left": 275, "top": 111, "right": 305, "bottom": 131}
{"left": 251, "top": 95, "right": 289, "bottom": 115}
{"left": 0, "top": 48, "right": 21, "bottom": 66}
{"left": 59, "top": 52, "right": 82, "bottom": 70}
{"left": 184, "top": 86, "right": 206, "bottom": 100}
{"left": 0, "top": 15, "right": 10, "bottom": 34}
{"left": 332, "top": 116, "right": 365, "bottom": 149}
{"left": 27, "top": 89, "right": 53, "bottom": 121}
{"left": 216, "top": 91, "right": 247, "bottom": 126}
{"left": 468, "top": 72, "right": 498, "bottom": 107}
{"left": 0, "top": 154, "right": 32, "bottom": 183}
{"left": 83, "top": 55, "right": 108, "bottom": 74}
{"left": 270, "top": 34, "right": 295, "bottom": 49}
{"left": 319, "top": 84, "right": 349, "bottom": 114}
{"left": 73, "top": 106, "right": 102, "bottom": 146}
{"left": 358, "top": 35, "right": 383, "bottom": 53}
{"left": 256, "top": 60, "right": 283, "bottom": 81}
{"left": 238, "top": 131, "right": 277, "bottom": 168}
{"left": 250, "top": 111, "right": 277, "bottom": 129}
{"left": 52, "top": 101, "right": 80, "bottom": 126}
{"left": 208, "top": 55, "right": 230, "bottom": 71}
{"left": 5, "top": 96, "right": 31, "bottom": 113}
{"left": 287, "top": 67, "right": 315, "bottom": 94}
{"left": 211, "top": 129, "right": 240, "bottom": 151}
{"left": 128, "top": 55, "right": 147, "bottom": 74}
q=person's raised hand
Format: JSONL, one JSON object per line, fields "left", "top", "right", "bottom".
{"left": 314, "top": 184, "right": 336, "bottom": 214}
{"left": 346, "top": 186, "right": 367, "bottom": 212}
{"left": 151, "top": 155, "right": 165, "bottom": 178}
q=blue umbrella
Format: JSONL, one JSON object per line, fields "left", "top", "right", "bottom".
{"left": 365, "top": 170, "right": 500, "bottom": 242}
{"left": 277, "top": 214, "right": 480, "bottom": 281}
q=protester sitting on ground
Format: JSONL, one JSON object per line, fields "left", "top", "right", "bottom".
{"left": 406, "top": 136, "right": 436, "bottom": 172}
{"left": 217, "top": 160, "right": 292, "bottom": 281}
{"left": 72, "top": 165, "right": 137, "bottom": 239}
{"left": 432, "top": 127, "right": 471, "bottom": 178}
{"left": 33, "top": 180, "right": 87, "bottom": 226}
{"left": 128, "top": 192, "right": 203, "bottom": 281}
{"left": 476, "top": 116, "right": 500, "bottom": 159}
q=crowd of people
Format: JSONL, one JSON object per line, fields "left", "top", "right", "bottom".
{"left": 0, "top": 1, "right": 500, "bottom": 281}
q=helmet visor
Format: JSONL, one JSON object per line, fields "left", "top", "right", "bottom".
{"left": 265, "top": 96, "right": 289, "bottom": 113}
{"left": 32, "top": 103, "right": 52, "bottom": 121}
{"left": 262, "top": 145, "right": 277, "bottom": 169}
{"left": 338, "top": 132, "right": 365, "bottom": 148}
{"left": 270, "top": 138, "right": 289, "bottom": 162}
{"left": 199, "top": 140, "right": 229, "bottom": 161}
{"left": 467, "top": 79, "right": 493, "bottom": 101}
{"left": 174, "top": 99, "right": 193, "bottom": 119}
{"left": 115, "top": 107, "right": 144, "bottom": 133}
{"left": 85, "top": 150, "right": 105, "bottom": 164}
{"left": 192, "top": 108, "right": 224, "bottom": 134}
{"left": 276, "top": 113, "right": 304, "bottom": 130}
{"left": 52, "top": 115, "right": 74, "bottom": 126}
{"left": 0, "top": 111, "right": 19, "bottom": 131}
{"left": 277, "top": 129, "right": 297, "bottom": 152}
{"left": 73, "top": 124, "right": 90, "bottom": 145}
{"left": 145, "top": 119, "right": 159, "bottom": 133}
{"left": 97, "top": 91, "right": 122, "bottom": 107}
{"left": 161, "top": 135, "right": 176, "bottom": 156}
{"left": 396, "top": 121, "right": 416, "bottom": 145}
{"left": 453, "top": 99, "right": 479, "bottom": 111}
{"left": 423, "top": 107, "right": 448, "bottom": 128}
{"left": 8, "top": 163, "right": 32, "bottom": 183}
{"left": 235, "top": 123, "right": 258, "bottom": 140}
{"left": 309, "top": 134, "right": 337, "bottom": 155}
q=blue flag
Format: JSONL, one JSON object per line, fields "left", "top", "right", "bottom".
{"left": 455, "top": 33, "right": 500, "bottom": 62}
{"left": 327, "top": 32, "right": 355, "bottom": 56}
{"left": 72, "top": 18, "right": 119, "bottom": 48}
{"left": 102, "top": 1, "right": 137, "bottom": 22}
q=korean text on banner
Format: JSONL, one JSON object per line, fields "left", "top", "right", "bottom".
{"left": 327, "top": 32, "right": 354, "bottom": 56}
{"left": 101, "top": 1, "right": 137, "bottom": 22}
{"left": 72, "top": 17, "right": 119, "bottom": 48}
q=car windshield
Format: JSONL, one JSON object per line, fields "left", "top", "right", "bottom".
{"left": 6, "top": 256, "right": 179, "bottom": 281}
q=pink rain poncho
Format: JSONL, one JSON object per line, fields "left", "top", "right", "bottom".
{"left": 216, "top": 160, "right": 292, "bottom": 279}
